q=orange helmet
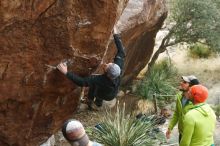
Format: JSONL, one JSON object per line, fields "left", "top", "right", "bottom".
{"left": 190, "top": 85, "right": 208, "bottom": 104}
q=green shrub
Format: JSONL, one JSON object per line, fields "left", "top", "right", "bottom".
{"left": 92, "top": 104, "right": 158, "bottom": 146}
{"left": 136, "top": 59, "right": 179, "bottom": 101}
{"left": 188, "top": 43, "right": 212, "bottom": 58}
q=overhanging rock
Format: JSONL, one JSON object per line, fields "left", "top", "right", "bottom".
{"left": 0, "top": 0, "right": 128, "bottom": 145}
{"left": 0, "top": 0, "right": 167, "bottom": 145}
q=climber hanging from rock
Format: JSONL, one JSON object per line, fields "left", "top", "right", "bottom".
{"left": 57, "top": 26, "right": 126, "bottom": 110}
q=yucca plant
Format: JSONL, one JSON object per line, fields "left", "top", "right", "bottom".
{"left": 92, "top": 103, "right": 157, "bottom": 146}
{"left": 137, "top": 59, "right": 179, "bottom": 101}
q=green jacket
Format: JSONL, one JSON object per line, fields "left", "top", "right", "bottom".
{"left": 168, "top": 93, "right": 194, "bottom": 134}
{"left": 180, "top": 103, "right": 216, "bottom": 146}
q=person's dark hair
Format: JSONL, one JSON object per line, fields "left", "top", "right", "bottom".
{"left": 62, "top": 119, "right": 72, "bottom": 141}
{"left": 189, "top": 79, "right": 200, "bottom": 87}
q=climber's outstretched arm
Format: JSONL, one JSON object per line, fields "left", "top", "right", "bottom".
{"left": 57, "top": 62, "right": 98, "bottom": 87}
{"left": 113, "top": 27, "right": 126, "bottom": 71}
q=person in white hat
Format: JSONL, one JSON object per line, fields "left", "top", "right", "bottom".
{"left": 57, "top": 26, "right": 125, "bottom": 110}
{"left": 62, "top": 119, "right": 102, "bottom": 146}
{"left": 166, "top": 75, "right": 200, "bottom": 143}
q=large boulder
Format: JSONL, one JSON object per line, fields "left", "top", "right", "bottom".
{"left": 0, "top": 0, "right": 167, "bottom": 145}
{"left": 0, "top": 0, "right": 128, "bottom": 145}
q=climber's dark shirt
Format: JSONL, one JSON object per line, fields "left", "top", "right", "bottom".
{"left": 66, "top": 34, "right": 125, "bottom": 101}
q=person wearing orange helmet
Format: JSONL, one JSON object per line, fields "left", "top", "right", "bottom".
{"left": 180, "top": 85, "right": 216, "bottom": 146}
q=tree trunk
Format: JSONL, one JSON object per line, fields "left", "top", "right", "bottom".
{"left": 145, "top": 29, "right": 174, "bottom": 76}
{"left": 146, "top": 44, "right": 167, "bottom": 76}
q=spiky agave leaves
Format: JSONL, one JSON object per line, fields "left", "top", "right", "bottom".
{"left": 93, "top": 103, "right": 157, "bottom": 146}
{"left": 137, "top": 59, "right": 179, "bottom": 100}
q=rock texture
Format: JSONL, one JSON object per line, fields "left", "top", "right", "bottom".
{"left": 0, "top": 0, "right": 167, "bottom": 146}
{"left": 0, "top": 0, "right": 128, "bottom": 146}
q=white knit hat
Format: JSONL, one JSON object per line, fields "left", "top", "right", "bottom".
{"left": 107, "top": 63, "right": 121, "bottom": 79}
{"left": 66, "top": 120, "right": 85, "bottom": 139}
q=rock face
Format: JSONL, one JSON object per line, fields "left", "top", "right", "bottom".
{"left": 0, "top": 0, "right": 128, "bottom": 146}
{"left": 0, "top": 0, "right": 166, "bottom": 146}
